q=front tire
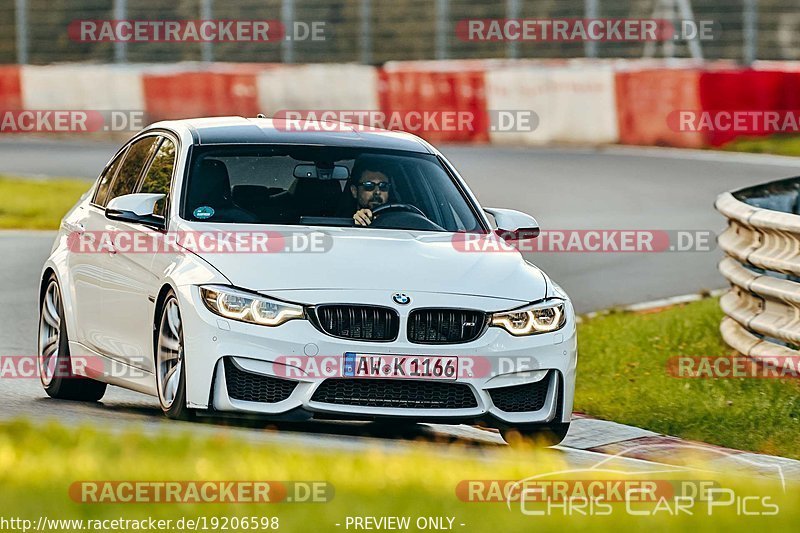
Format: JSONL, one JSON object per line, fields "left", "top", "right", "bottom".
{"left": 155, "top": 292, "right": 191, "bottom": 420}
{"left": 500, "top": 422, "right": 570, "bottom": 447}
{"left": 38, "top": 277, "right": 107, "bottom": 401}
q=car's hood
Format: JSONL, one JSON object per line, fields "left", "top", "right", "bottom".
{"left": 174, "top": 223, "right": 547, "bottom": 303}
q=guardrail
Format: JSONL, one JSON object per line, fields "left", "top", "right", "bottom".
{"left": 716, "top": 177, "right": 800, "bottom": 362}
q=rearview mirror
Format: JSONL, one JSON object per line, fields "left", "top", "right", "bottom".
{"left": 293, "top": 164, "right": 350, "bottom": 180}
{"left": 105, "top": 193, "right": 166, "bottom": 228}
{"left": 484, "top": 208, "right": 540, "bottom": 241}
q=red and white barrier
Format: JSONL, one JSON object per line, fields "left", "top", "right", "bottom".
{"left": 143, "top": 63, "right": 272, "bottom": 122}
{"left": 485, "top": 65, "right": 618, "bottom": 145}
{"left": 20, "top": 65, "right": 146, "bottom": 110}
{"left": 379, "top": 64, "right": 489, "bottom": 143}
{"left": 256, "top": 63, "right": 378, "bottom": 114}
{"left": 752, "top": 60, "right": 800, "bottom": 72}
{"left": 615, "top": 68, "right": 704, "bottom": 149}
{"left": 8, "top": 60, "right": 800, "bottom": 150}
{"left": 697, "top": 69, "right": 796, "bottom": 147}
{"left": 0, "top": 65, "right": 22, "bottom": 110}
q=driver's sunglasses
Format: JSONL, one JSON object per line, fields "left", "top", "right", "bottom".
{"left": 358, "top": 181, "right": 391, "bottom": 192}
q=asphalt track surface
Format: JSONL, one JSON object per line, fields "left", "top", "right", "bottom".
{"left": 1, "top": 137, "right": 799, "bottom": 470}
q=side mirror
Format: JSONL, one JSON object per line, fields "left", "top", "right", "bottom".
{"left": 105, "top": 193, "right": 166, "bottom": 228}
{"left": 484, "top": 207, "right": 540, "bottom": 241}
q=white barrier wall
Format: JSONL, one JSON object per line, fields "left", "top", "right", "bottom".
{"left": 716, "top": 189, "right": 800, "bottom": 365}
{"left": 21, "top": 65, "right": 146, "bottom": 110}
{"left": 256, "top": 64, "right": 379, "bottom": 114}
{"left": 485, "top": 66, "right": 619, "bottom": 145}
{"left": 9, "top": 61, "right": 652, "bottom": 146}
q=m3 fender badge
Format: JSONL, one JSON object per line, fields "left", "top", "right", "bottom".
{"left": 392, "top": 293, "right": 411, "bottom": 305}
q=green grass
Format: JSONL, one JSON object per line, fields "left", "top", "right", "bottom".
{"left": 722, "top": 134, "right": 800, "bottom": 157}
{"left": 576, "top": 297, "right": 800, "bottom": 458}
{"left": 0, "top": 176, "right": 90, "bottom": 229}
{"left": 0, "top": 419, "right": 796, "bottom": 532}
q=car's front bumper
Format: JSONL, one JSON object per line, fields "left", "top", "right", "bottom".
{"left": 176, "top": 285, "right": 577, "bottom": 428}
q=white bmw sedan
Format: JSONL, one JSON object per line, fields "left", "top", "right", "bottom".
{"left": 38, "top": 117, "right": 577, "bottom": 445}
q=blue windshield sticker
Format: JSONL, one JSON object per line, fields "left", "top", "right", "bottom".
{"left": 193, "top": 206, "right": 215, "bottom": 219}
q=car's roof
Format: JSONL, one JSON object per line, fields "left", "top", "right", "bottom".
{"left": 147, "top": 116, "right": 435, "bottom": 153}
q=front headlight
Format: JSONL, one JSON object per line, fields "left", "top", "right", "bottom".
{"left": 200, "top": 285, "right": 305, "bottom": 327}
{"left": 491, "top": 299, "right": 566, "bottom": 336}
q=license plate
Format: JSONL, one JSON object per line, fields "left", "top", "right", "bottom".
{"left": 342, "top": 353, "right": 458, "bottom": 380}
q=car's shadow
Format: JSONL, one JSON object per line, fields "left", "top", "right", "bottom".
{"left": 35, "top": 396, "right": 505, "bottom": 447}
{"left": 192, "top": 412, "right": 505, "bottom": 448}
{"left": 204, "top": 417, "right": 504, "bottom": 447}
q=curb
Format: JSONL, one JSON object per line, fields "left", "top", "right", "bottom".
{"left": 564, "top": 414, "right": 800, "bottom": 483}
{"left": 578, "top": 288, "right": 727, "bottom": 323}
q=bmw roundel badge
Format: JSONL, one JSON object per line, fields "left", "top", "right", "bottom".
{"left": 392, "top": 292, "right": 411, "bottom": 305}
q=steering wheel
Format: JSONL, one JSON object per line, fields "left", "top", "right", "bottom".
{"left": 368, "top": 203, "right": 444, "bottom": 231}
{"left": 371, "top": 203, "right": 427, "bottom": 218}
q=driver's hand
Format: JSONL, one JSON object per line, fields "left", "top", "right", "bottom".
{"left": 353, "top": 208, "right": 373, "bottom": 226}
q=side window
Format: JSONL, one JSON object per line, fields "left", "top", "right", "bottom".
{"left": 93, "top": 148, "right": 127, "bottom": 206}
{"left": 138, "top": 138, "right": 176, "bottom": 218}
{"left": 105, "top": 136, "right": 160, "bottom": 206}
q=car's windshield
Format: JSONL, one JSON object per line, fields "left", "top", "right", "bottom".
{"left": 182, "top": 145, "right": 484, "bottom": 232}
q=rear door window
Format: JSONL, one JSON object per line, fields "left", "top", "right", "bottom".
{"left": 92, "top": 148, "right": 127, "bottom": 206}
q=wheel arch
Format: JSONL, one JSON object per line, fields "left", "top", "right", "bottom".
{"left": 39, "top": 266, "right": 57, "bottom": 305}
{"left": 152, "top": 282, "right": 179, "bottom": 355}
{"left": 38, "top": 264, "right": 78, "bottom": 341}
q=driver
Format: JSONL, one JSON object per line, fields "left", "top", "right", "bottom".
{"left": 350, "top": 158, "right": 393, "bottom": 227}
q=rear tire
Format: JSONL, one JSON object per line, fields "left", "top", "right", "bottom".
{"left": 155, "top": 292, "right": 192, "bottom": 420}
{"left": 38, "top": 277, "right": 107, "bottom": 401}
{"left": 500, "top": 422, "right": 570, "bottom": 447}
